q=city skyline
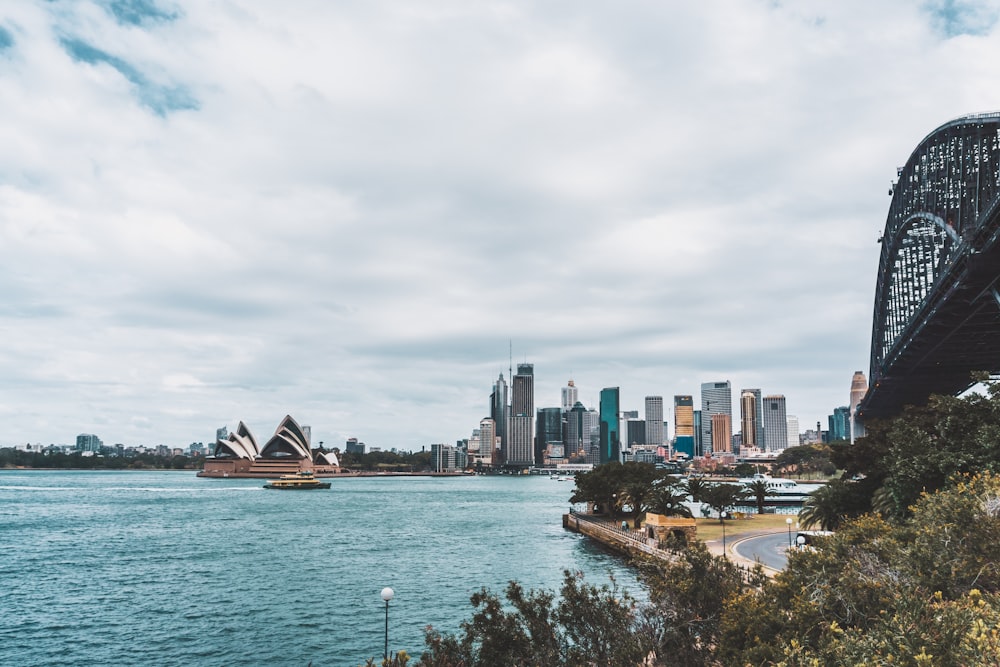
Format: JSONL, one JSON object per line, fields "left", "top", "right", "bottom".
{"left": 3, "top": 2, "right": 1000, "bottom": 449}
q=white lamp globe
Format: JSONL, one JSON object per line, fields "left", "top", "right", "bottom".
{"left": 381, "top": 587, "right": 395, "bottom": 602}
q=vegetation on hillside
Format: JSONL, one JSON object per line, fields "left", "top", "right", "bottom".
{"left": 405, "top": 384, "right": 1000, "bottom": 665}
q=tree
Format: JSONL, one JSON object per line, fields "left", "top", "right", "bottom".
{"left": 418, "top": 571, "right": 651, "bottom": 667}
{"left": 682, "top": 476, "right": 708, "bottom": 503}
{"left": 570, "top": 462, "right": 664, "bottom": 520}
{"left": 744, "top": 478, "right": 769, "bottom": 514}
{"left": 647, "top": 478, "right": 693, "bottom": 518}
{"left": 698, "top": 483, "right": 747, "bottom": 522}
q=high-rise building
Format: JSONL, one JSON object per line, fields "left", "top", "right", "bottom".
{"left": 346, "top": 438, "right": 365, "bottom": 455}
{"left": 565, "top": 401, "right": 589, "bottom": 459}
{"left": 711, "top": 413, "right": 732, "bottom": 453}
{"left": 701, "top": 381, "right": 732, "bottom": 457}
{"left": 673, "top": 395, "right": 695, "bottom": 458}
{"left": 508, "top": 364, "right": 535, "bottom": 467}
{"left": 490, "top": 373, "right": 509, "bottom": 462}
{"left": 740, "top": 388, "right": 763, "bottom": 450}
{"left": 786, "top": 415, "right": 800, "bottom": 448}
{"left": 478, "top": 418, "right": 496, "bottom": 465}
{"left": 645, "top": 396, "right": 664, "bottom": 449}
{"left": 536, "top": 407, "right": 562, "bottom": 465}
{"left": 76, "top": 433, "right": 103, "bottom": 452}
{"left": 849, "top": 371, "right": 868, "bottom": 442}
{"left": 626, "top": 418, "right": 646, "bottom": 448}
{"left": 561, "top": 379, "right": 578, "bottom": 413}
{"left": 599, "top": 387, "right": 621, "bottom": 464}
{"left": 829, "top": 406, "right": 850, "bottom": 441}
{"left": 762, "top": 395, "right": 788, "bottom": 452}
{"left": 216, "top": 426, "right": 228, "bottom": 442}
{"left": 740, "top": 391, "right": 758, "bottom": 448}
{"left": 302, "top": 425, "right": 311, "bottom": 447}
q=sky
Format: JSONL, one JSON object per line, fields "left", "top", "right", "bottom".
{"left": 3, "top": 0, "right": 1000, "bottom": 450}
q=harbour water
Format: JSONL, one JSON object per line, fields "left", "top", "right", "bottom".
{"left": 0, "top": 470, "right": 639, "bottom": 666}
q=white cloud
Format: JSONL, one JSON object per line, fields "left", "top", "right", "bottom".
{"left": 1, "top": 0, "right": 1000, "bottom": 448}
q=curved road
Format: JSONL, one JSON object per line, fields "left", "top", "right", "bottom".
{"left": 733, "top": 532, "right": 794, "bottom": 571}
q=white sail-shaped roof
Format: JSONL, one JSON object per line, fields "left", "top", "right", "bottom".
{"left": 315, "top": 450, "right": 339, "bottom": 466}
{"left": 259, "top": 415, "right": 311, "bottom": 459}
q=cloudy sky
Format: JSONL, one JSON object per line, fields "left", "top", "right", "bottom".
{"left": 3, "top": 0, "right": 1000, "bottom": 450}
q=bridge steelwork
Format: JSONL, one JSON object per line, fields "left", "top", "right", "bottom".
{"left": 859, "top": 113, "right": 1000, "bottom": 420}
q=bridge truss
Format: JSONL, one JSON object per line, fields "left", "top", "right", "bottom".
{"left": 860, "top": 113, "right": 1000, "bottom": 419}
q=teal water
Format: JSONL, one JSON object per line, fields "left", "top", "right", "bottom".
{"left": 0, "top": 471, "right": 639, "bottom": 666}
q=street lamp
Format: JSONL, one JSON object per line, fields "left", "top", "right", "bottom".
{"left": 381, "top": 587, "right": 394, "bottom": 661}
{"left": 796, "top": 535, "right": 807, "bottom": 550}
{"left": 721, "top": 511, "right": 728, "bottom": 553}
{"left": 786, "top": 517, "right": 793, "bottom": 548}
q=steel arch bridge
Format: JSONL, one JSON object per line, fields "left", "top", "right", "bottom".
{"left": 859, "top": 113, "right": 1000, "bottom": 420}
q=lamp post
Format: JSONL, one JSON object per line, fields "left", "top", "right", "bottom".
{"left": 786, "top": 517, "right": 793, "bottom": 548}
{"left": 381, "top": 587, "right": 394, "bottom": 662}
{"left": 721, "top": 511, "right": 728, "bottom": 553}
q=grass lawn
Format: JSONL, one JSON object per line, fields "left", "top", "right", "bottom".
{"left": 695, "top": 512, "right": 801, "bottom": 543}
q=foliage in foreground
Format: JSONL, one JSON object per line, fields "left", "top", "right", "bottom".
{"left": 417, "top": 542, "right": 761, "bottom": 667}
{"left": 415, "top": 473, "right": 1000, "bottom": 666}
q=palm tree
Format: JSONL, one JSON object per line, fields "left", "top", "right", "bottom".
{"left": 683, "top": 476, "right": 707, "bottom": 503}
{"left": 648, "top": 482, "right": 693, "bottom": 518}
{"left": 745, "top": 479, "right": 770, "bottom": 514}
{"left": 799, "top": 482, "right": 848, "bottom": 531}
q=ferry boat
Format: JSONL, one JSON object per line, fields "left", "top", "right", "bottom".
{"left": 263, "top": 471, "right": 331, "bottom": 490}
{"left": 737, "top": 474, "right": 815, "bottom": 505}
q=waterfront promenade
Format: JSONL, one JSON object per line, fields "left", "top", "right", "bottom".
{"left": 565, "top": 511, "right": 792, "bottom": 576}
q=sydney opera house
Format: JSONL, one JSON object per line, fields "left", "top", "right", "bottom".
{"left": 198, "top": 415, "right": 349, "bottom": 478}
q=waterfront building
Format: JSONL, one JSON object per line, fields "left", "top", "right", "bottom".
{"left": 76, "top": 433, "right": 103, "bottom": 453}
{"left": 599, "top": 387, "right": 621, "bottom": 464}
{"left": 701, "top": 381, "right": 732, "bottom": 457}
{"left": 711, "top": 413, "right": 732, "bottom": 454}
{"left": 507, "top": 364, "right": 535, "bottom": 467}
{"left": 829, "top": 406, "right": 850, "bottom": 441}
{"left": 786, "top": 415, "right": 800, "bottom": 448}
{"left": 762, "top": 395, "right": 788, "bottom": 452}
{"left": 849, "top": 371, "right": 868, "bottom": 442}
{"left": 345, "top": 438, "right": 365, "bottom": 455}
{"left": 536, "top": 407, "right": 563, "bottom": 466}
{"left": 200, "top": 415, "right": 346, "bottom": 477}
{"left": 645, "top": 396, "right": 664, "bottom": 449}
{"left": 490, "top": 373, "right": 509, "bottom": 462}
{"left": 431, "top": 443, "right": 459, "bottom": 472}
{"left": 479, "top": 418, "right": 497, "bottom": 466}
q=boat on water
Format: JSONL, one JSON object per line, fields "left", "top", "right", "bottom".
{"left": 737, "top": 474, "right": 816, "bottom": 505}
{"left": 263, "top": 471, "right": 331, "bottom": 490}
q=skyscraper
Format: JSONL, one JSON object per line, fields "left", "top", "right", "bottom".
{"left": 740, "top": 391, "right": 758, "bottom": 448}
{"left": 829, "top": 406, "right": 850, "bottom": 441}
{"left": 599, "top": 387, "right": 621, "bottom": 464}
{"left": 786, "top": 415, "right": 800, "bottom": 448}
{"left": 490, "top": 373, "right": 509, "bottom": 461}
{"left": 674, "top": 395, "right": 694, "bottom": 458}
{"left": 762, "top": 395, "right": 788, "bottom": 452}
{"left": 626, "top": 418, "right": 646, "bottom": 448}
{"left": 536, "top": 407, "right": 562, "bottom": 465}
{"left": 644, "top": 396, "right": 664, "bottom": 449}
{"left": 849, "top": 371, "right": 868, "bottom": 442}
{"left": 701, "top": 381, "right": 732, "bottom": 457}
{"left": 508, "top": 364, "right": 535, "bottom": 467}
{"left": 565, "top": 401, "right": 589, "bottom": 459}
{"left": 478, "top": 418, "right": 496, "bottom": 465}
{"left": 740, "top": 388, "right": 763, "bottom": 450}
{"left": 711, "top": 413, "right": 732, "bottom": 453}
{"left": 561, "top": 380, "right": 578, "bottom": 413}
